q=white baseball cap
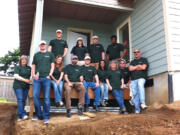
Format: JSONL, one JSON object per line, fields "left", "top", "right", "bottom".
{"left": 84, "top": 56, "right": 91, "bottom": 60}
{"left": 56, "top": 29, "right": 63, "bottom": 33}
{"left": 92, "top": 35, "right": 99, "bottom": 39}
{"left": 39, "top": 40, "right": 46, "bottom": 45}
{"left": 71, "top": 55, "right": 78, "bottom": 59}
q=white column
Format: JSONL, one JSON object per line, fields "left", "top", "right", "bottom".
{"left": 29, "top": 0, "right": 44, "bottom": 66}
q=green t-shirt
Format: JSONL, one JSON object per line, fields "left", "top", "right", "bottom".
{"left": 106, "top": 69, "right": 123, "bottom": 90}
{"left": 106, "top": 43, "right": 125, "bottom": 60}
{"left": 71, "top": 46, "right": 88, "bottom": 60}
{"left": 130, "top": 57, "right": 148, "bottom": 80}
{"left": 49, "top": 39, "right": 68, "bottom": 57}
{"left": 82, "top": 65, "right": 97, "bottom": 82}
{"left": 52, "top": 67, "right": 64, "bottom": 80}
{"left": 32, "top": 52, "right": 55, "bottom": 78}
{"left": 64, "top": 64, "right": 82, "bottom": 82}
{"left": 120, "top": 67, "right": 130, "bottom": 84}
{"left": 97, "top": 69, "right": 107, "bottom": 83}
{"left": 13, "top": 65, "right": 31, "bottom": 89}
{"left": 88, "top": 44, "right": 105, "bottom": 63}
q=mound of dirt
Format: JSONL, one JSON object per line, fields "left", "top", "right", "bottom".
{"left": 2, "top": 101, "right": 180, "bottom": 135}
{"left": 0, "top": 103, "right": 17, "bottom": 135}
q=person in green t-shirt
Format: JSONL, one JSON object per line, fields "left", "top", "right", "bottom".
{"left": 106, "top": 35, "right": 127, "bottom": 63}
{"left": 71, "top": 37, "right": 88, "bottom": 66}
{"left": 32, "top": 40, "right": 55, "bottom": 124}
{"left": 50, "top": 55, "right": 64, "bottom": 107}
{"left": 88, "top": 36, "right": 105, "bottom": 69}
{"left": 48, "top": 29, "right": 68, "bottom": 58}
{"left": 97, "top": 60, "right": 109, "bottom": 107}
{"left": 63, "top": 55, "right": 86, "bottom": 118}
{"left": 82, "top": 56, "right": 101, "bottom": 112}
{"left": 129, "top": 49, "right": 149, "bottom": 114}
{"left": 106, "top": 60, "right": 127, "bottom": 114}
{"left": 13, "top": 55, "right": 32, "bottom": 121}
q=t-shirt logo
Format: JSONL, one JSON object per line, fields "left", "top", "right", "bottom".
{"left": 96, "top": 46, "right": 100, "bottom": 48}
{"left": 88, "top": 69, "right": 92, "bottom": 72}
{"left": 44, "top": 56, "right": 50, "bottom": 58}
{"left": 116, "top": 71, "right": 120, "bottom": 74}
{"left": 75, "top": 69, "right": 79, "bottom": 72}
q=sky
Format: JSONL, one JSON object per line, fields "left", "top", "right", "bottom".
{"left": 0, "top": 0, "right": 19, "bottom": 57}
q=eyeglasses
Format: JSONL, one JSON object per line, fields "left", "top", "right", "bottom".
{"left": 134, "top": 51, "right": 140, "bottom": 53}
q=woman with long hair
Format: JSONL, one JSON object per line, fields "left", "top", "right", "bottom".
{"left": 50, "top": 55, "right": 64, "bottom": 107}
{"left": 106, "top": 60, "right": 127, "bottom": 114}
{"left": 98, "top": 60, "right": 108, "bottom": 106}
{"left": 13, "top": 55, "right": 32, "bottom": 121}
{"left": 71, "top": 37, "right": 88, "bottom": 66}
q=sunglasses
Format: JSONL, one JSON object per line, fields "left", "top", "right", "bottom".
{"left": 134, "top": 51, "right": 140, "bottom": 53}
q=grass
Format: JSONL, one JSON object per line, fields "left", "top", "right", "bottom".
{"left": 0, "top": 98, "right": 16, "bottom": 103}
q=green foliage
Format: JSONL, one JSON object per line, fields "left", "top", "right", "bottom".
{"left": 0, "top": 48, "right": 20, "bottom": 73}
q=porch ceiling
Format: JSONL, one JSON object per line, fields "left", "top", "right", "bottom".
{"left": 44, "top": 0, "right": 132, "bottom": 24}
{"left": 18, "top": 0, "right": 133, "bottom": 55}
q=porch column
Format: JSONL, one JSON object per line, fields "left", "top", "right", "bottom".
{"left": 29, "top": 0, "right": 44, "bottom": 65}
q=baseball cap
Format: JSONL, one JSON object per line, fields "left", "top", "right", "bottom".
{"left": 84, "top": 56, "right": 91, "bottom": 60}
{"left": 71, "top": 55, "right": 78, "bottom": 59}
{"left": 92, "top": 35, "right": 99, "bottom": 39}
{"left": 56, "top": 29, "right": 62, "bottom": 33}
{"left": 39, "top": 40, "right": 46, "bottom": 45}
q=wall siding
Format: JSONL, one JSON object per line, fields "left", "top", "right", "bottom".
{"left": 41, "top": 16, "right": 113, "bottom": 52}
{"left": 130, "top": 0, "right": 168, "bottom": 76}
{"left": 165, "top": 0, "right": 180, "bottom": 71}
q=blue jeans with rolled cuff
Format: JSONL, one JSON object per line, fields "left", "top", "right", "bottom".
{"left": 14, "top": 88, "right": 29, "bottom": 119}
{"left": 112, "top": 89, "right": 125, "bottom": 110}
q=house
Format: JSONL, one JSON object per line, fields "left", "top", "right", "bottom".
{"left": 18, "top": 0, "right": 180, "bottom": 105}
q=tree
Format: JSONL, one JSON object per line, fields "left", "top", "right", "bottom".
{"left": 0, "top": 48, "right": 20, "bottom": 74}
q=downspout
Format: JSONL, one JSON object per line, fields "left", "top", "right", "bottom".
{"left": 168, "top": 72, "right": 174, "bottom": 103}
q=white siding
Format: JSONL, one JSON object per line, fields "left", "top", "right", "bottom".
{"left": 130, "top": 0, "right": 168, "bottom": 76}
{"left": 165, "top": 0, "right": 180, "bottom": 71}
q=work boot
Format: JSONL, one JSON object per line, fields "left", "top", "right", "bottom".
{"left": 119, "top": 108, "right": 128, "bottom": 114}
{"left": 94, "top": 105, "right": 100, "bottom": 112}
{"left": 78, "top": 107, "right": 83, "bottom": 116}
{"left": 66, "top": 109, "right": 71, "bottom": 118}
{"left": 84, "top": 104, "right": 89, "bottom": 112}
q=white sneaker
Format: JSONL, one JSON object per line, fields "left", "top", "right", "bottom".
{"left": 141, "top": 104, "right": 148, "bottom": 109}
{"left": 135, "top": 111, "right": 140, "bottom": 114}
{"left": 59, "top": 101, "right": 64, "bottom": 107}
{"left": 22, "top": 115, "right": 28, "bottom": 120}
{"left": 17, "top": 118, "right": 22, "bottom": 122}
{"left": 44, "top": 119, "right": 49, "bottom": 124}
{"left": 32, "top": 116, "right": 40, "bottom": 121}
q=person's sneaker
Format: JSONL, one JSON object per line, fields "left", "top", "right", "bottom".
{"left": 94, "top": 105, "right": 100, "bottom": 112}
{"left": 67, "top": 109, "right": 72, "bottom": 118}
{"left": 44, "top": 119, "right": 49, "bottom": 124}
{"left": 101, "top": 100, "right": 106, "bottom": 107}
{"left": 17, "top": 118, "right": 22, "bottom": 122}
{"left": 32, "top": 116, "right": 40, "bottom": 121}
{"left": 135, "top": 111, "right": 140, "bottom": 114}
{"left": 84, "top": 104, "right": 89, "bottom": 112}
{"left": 22, "top": 115, "right": 28, "bottom": 120}
{"left": 59, "top": 101, "right": 64, "bottom": 107}
{"left": 129, "top": 99, "right": 134, "bottom": 106}
{"left": 104, "top": 99, "right": 108, "bottom": 106}
{"left": 141, "top": 104, "right": 148, "bottom": 109}
{"left": 78, "top": 107, "right": 83, "bottom": 116}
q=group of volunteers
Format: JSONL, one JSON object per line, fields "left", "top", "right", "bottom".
{"left": 13, "top": 29, "right": 149, "bottom": 124}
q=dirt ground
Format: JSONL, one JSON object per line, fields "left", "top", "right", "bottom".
{"left": 1, "top": 102, "right": 180, "bottom": 135}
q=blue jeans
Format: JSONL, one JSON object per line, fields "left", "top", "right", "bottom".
{"left": 33, "top": 78, "right": 51, "bottom": 120}
{"left": 130, "top": 78, "right": 146, "bottom": 113}
{"left": 112, "top": 89, "right": 125, "bottom": 109}
{"left": 51, "top": 80, "right": 63, "bottom": 103}
{"left": 100, "top": 83, "right": 108, "bottom": 101}
{"left": 14, "top": 88, "right": 29, "bottom": 119}
{"left": 83, "top": 82, "right": 101, "bottom": 106}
